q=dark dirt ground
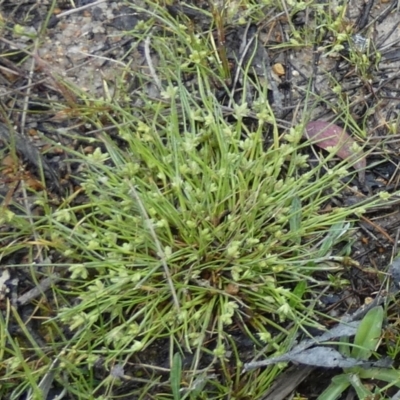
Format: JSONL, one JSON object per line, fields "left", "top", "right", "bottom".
{"left": 2, "top": 0, "right": 400, "bottom": 399}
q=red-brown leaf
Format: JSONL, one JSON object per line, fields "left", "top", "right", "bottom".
{"left": 305, "top": 120, "right": 366, "bottom": 182}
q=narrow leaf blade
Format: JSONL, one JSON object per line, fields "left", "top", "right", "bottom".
{"left": 171, "top": 353, "right": 182, "bottom": 400}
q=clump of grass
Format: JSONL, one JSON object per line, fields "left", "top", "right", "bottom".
{"left": 0, "top": 1, "right": 390, "bottom": 399}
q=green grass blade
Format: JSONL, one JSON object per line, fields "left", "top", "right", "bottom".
{"left": 317, "top": 373, "right": 351, "bottom": 400}
{"left": 358, "top": 368, "right": 400, "bottom": 388}
{"left": 348, "top": 373, "right": 373, "bottom": 399}
{"left": 289, "top": 196, "right": 302, "bottom": 245}
{"left": 352, "top": 306, "right": 383, "bottom": 360}
{"left": 171, "top": 353, "right": 182, "bottom": 400}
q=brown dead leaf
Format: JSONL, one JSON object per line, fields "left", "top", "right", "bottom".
{"left": 1, "top": 154, "right": 18, "bottom": 169}
{"left": 83, "top": 146, "right": 95, "bottom": 154}
{"left": 25, "top": 175, "right": 45, "bottom": 191}
{"left": 225, "top": 283, "right": 239, "bottom": 295}
{"left": 305, "top": 120, "right": 366, "bottom": 183}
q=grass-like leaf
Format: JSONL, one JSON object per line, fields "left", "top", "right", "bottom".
{"left": 352, "top": 306, "right": 384, "bottom": 360}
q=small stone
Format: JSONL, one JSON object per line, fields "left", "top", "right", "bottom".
{"left": 272, "top": 63, "right": 285, "bottom": 76}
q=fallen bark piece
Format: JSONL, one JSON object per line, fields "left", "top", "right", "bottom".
{"left": 259, "top": 365, "right": 314, "bottom": 400}
{"left": 305, "top": 120, "right": 366, "bottom": 183}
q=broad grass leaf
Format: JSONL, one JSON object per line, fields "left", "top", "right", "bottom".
{"left": 305, "top": 121, "right": 366, "bottom": 182}
{"left": 352, "top": 306, "right": 383, "bottom": 360}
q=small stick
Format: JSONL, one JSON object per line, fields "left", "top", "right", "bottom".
{"left": 17, "top": 273, "right": 61, "bottom": 306}
{"left": 56, "top": 0, "right": 107, "bottom": 18}
{"left": 228, "top": 22, "right": 255, "bottom": 109}
{"left": 20, "top": 40, "right": 39, "bottom": 136}
{"left": 360, "top": 215, "right": 394, "bottom": 244}
{"left": 144, "top": 34, "right": 162, "bottom": 92}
